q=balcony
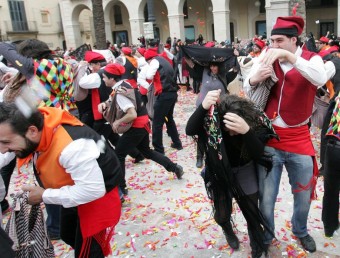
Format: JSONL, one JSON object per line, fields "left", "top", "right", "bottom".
{"left": 4, "top": 20, "right": 38, "bottom": 35}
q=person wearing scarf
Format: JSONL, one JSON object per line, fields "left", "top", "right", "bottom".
{"left": 186, "top": 90, "right": 277, "bottom": 258}
{"left": 0, "top": 103, "right": 123, "bottom": 258}
{"left": 244, "top": 16, "right": 327, "bottom": 253}
{"left": 98, "top": 63, "right": 184, "bottom": 195}
{"left": 0, "top": 39, "right": 76, "bottom": 112}
{"left": 320, "top": 90, "right": 340, "bottom": 237}
{"left": 0, "top": 39, "right": 78, "bottom": 240}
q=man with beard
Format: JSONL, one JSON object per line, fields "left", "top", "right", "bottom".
{"left": 0, "top": 103, "right": 122, "bottom": 258}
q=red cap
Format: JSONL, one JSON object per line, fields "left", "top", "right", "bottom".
{"left": 104, "top": 63, "right": 126, "bottom": 78}
{"left": 121, "top": 47, "right": 132, "bottom": 55}
{"left": 319, "top": 36, "right": 329, "bottom": 43}
{"left": 84, "top": 51, "right": 106, "bottom": 63}
{"left": 254, "top": 40, "right": 266, "bottom": 50}
{"left": 271, "top": 16, "right": 304, "bottom": 36}
{"left": 137, "top": 47, "right": 146, "bottom": 56}
{"left": 144, "top": 48, "right": 158, "bottom": 60}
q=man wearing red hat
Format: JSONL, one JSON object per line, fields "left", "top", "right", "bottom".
{"left": 142, "top": 48, "right": 183, "bottom": 154}
{"left": 79, "top": 51, "right": 113, "bottom": 133}
{"left": 319, "top": 36, "right": 330, "bottom": 52}
{"left": 249, "top": 39, "right": 266, "bottom": 58}
{"left": 116, "top": 47, "right": 138, "bottom": 88}
{"left": 98, "top": 63, "right": 184, "bottom": 191}
{"left": 0, "top": 102, "right": 122, "bottom": 258}
{"left": 79, "top": 51, "right": 144, "bottom": 175}
{"left": 245, "top": 16, "right": 327, "bottom": 253}
{"left": 135, "top": 47, "right": 147, "bottom": 70}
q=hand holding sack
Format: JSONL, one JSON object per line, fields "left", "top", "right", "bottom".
{"left": 5, "top": 192, "right": 54, "bottom": 258}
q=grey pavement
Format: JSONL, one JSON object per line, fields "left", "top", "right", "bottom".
{"left": 3, "top": 89, "right": 340, "bottom": 258}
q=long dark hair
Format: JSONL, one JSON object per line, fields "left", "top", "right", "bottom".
{"left": 217, "top": 94, "right": 263, "bottom": 129}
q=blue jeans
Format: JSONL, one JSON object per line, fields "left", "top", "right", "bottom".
{"left": 258, "top": 146, "right": 313, "bottom": 244}
{"left": 45, "top": 204, "right": 61, "bottom": 237}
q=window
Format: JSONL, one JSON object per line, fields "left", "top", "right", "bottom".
{"left": 321, "top": 0, "right": 336, "bottom": 6}
{"left": 185, "top": 26, "right": 195, "bottom": 44}
{"left": 260, "top": 0, "right": 266, "bottom": 14}
{"left": 154, "top": 27, "right": 160, "bottom": 40}
{"left": 41, "top": 11, "right": 49, "bottom": 24}
{"left": 144, "top": 4, "right": 149, "bottom": 22}
{"left": 320, "top": 22, "right": 334, "bottom": 38}
{"left": 113, "top": 30, "right": 129, "bottom": 46}
{"left": 306, "top": 0, "right": 336, "bottom": 7}
{"left": 114, "top": 5, "right": 123, "bottom": 25}
{"left": 256, "top": 21, "right": 266, "bottom": 37}
{"left": 230, "top": 23, "right": 234, "bottom": 43}
{"left": 8, "top": 0, "right": 28, "bottom": 31}
{"left": 183, "top": 0, "right": 188, "bottom": 19}
{"left": 212, "top": 24, "right": 215, "bottom": 41}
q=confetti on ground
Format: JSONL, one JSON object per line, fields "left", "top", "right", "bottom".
{"left": 4, "top": 90, "right": 340, "bottom": 257}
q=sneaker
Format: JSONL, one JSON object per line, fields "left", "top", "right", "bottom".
{"left": 174, "top": 164, "right": 184, "bottom": 179}
{"left": 170, "top": 143, "right": 183, "bottom": 150}
{"left": 325, "top": 223, "right": 340, "bottom": 237}
{"left": 299, "top": 234, "right": 316, "bottom": 252}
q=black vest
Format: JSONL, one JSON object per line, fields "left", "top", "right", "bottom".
{"left": 154, "top": 56, "right": 178, "bottom": 93}
{"left": 63, "top": 124, "right": 123, "bottom": 192}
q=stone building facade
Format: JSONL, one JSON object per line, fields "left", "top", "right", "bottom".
{"left": 0, "top": 0, "right": 339, "bottom": 50}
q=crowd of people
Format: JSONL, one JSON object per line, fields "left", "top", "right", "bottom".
{"left": 0, "top": 13, "right": 340, "bottom": 258}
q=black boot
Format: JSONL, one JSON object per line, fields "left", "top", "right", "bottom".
{"left": 221, "top": 222, "right": 239, "bottom": 250}
{"left": 196, "top": 141, "right": 204, "bottom": 168}
{"left": 196, "top": 157, "right": 203, "bottom": 168}
{"left": 249, "top": 229, "right": 267, "bottom": 258}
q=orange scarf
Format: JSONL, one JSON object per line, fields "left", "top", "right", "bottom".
{"left": 17, "top": 107, "right": 83, "bottom": 169}
{"left": 18, "top": 107, "right": 121, "bottom": 257}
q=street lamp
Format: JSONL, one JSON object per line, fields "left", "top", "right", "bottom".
{"left": 254, "top": 0, "right": 261, "bottom": 7}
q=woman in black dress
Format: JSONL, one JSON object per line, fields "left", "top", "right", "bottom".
{"left": 186, "top": 90, "right": 276, "bottom": 258}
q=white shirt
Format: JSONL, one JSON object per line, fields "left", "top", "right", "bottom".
{"left": 244, "top": 46, "right": 327, "bottom": 127}
{"left": 79, "top": 72, "right": 102, "bottom": 89}
{"left": 137, "top": 63, "right": 151, "bottom": 90}
{"left": 111, "top": 80, "right": 135, "bottom": 112}
{"left": 324, "top": 60, "right": 336, "bottom": 81}
{"left": 146, "top": 58, "right": 160, "bottom": 80}
{"left": 137, "top": 56, "right": 147, "bottom": 69}
{"left": 42, "top": 138, "right": 105, "bottom": 208}
{"left": 244, "top": 46, "right": 327, "bottom": 91}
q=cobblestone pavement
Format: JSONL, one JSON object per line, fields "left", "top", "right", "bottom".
{"left": 3, "top": 89, "right": 340, "bottom": 258}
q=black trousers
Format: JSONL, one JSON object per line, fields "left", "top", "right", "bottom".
{"left": 196, "top": 136, "right": 205, "bottom": 159}
{"left": 60, "top": 207, "right": 104, "bottom": 258}
{"left": 152, "top": 92, "right": 181, "bottom": 154}
{"left": 0, "top": 158, "right": 16, "bottom": 212}
{"left": 92, "top": 119, "right": 141, "bottom": 159}
{"left": 115, "top": 127, "right": 176, "bottom": 188}
{"left": 322, "top": 141, "right": 340, "bottom": 232}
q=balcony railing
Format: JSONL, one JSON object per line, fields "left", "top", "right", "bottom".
{"left": 4, "top": 20, "right": 38, "bottom": 33}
